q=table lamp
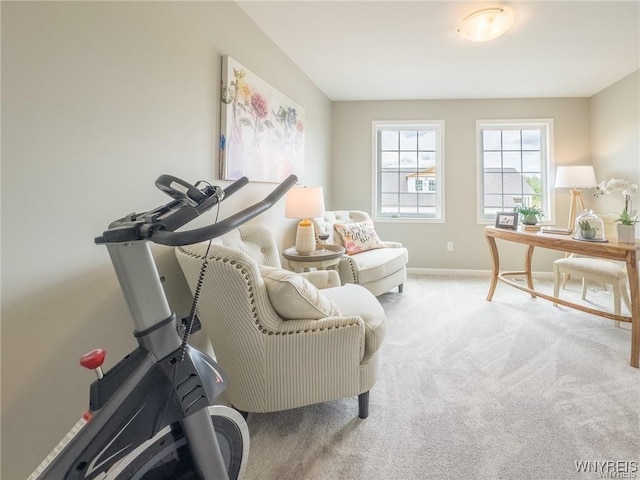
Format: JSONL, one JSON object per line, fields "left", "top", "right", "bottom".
{"left": 555, "top": 165, "right": 597, "bottom": 230}
{"left": 285, "top": 186, "right": 325, "bottom": 255}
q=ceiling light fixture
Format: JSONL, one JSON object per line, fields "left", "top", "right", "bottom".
{"left": 457, "top": 7, "right": 514, "bottom": 43}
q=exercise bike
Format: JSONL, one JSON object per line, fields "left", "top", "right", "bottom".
{"left": 28, "top": 173, "right": 298, "bottom": 480}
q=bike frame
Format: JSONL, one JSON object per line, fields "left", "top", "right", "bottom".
{"left": 32, "top": 240, "right": 229, "bottom": 479}
{"left": 30, "top": 174, "right": 297, "bottom": 480}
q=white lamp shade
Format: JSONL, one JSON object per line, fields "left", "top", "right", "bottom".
{"left": 555, "top": 166, "right": 597, "bottom": 189}
{"left": 285, "top": 186, "right": 325, "bottom": 219}
{"left": 458, "top": 8, "right": 514, "bottom": 43}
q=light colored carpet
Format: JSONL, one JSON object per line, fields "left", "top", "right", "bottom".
{"left": 242, "top": 275, "right": 640, "bottom": 480}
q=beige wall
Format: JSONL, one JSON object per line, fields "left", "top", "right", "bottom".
{"left": 590, "top": 70, "right": 640, "bottom": 238}
{"left": 331, "top": 98, "right": 591, "bottom": 272}
{"left": 1, "top": 2, "right": 331, "bottom": 478}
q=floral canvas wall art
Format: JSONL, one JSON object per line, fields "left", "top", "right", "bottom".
{"left": 220, "top": 56, "right": 305, "bottom": 182}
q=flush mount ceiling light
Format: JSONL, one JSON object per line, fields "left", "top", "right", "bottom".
{"left": 457, "top": 7, "right": 514, "bottom": 42}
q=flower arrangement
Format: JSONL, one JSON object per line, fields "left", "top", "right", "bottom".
{"left": 594, "top": 178, "right": 638, "bottom": 199}
{"left": 594, "top": 177, "right": 638, "bottom": 224}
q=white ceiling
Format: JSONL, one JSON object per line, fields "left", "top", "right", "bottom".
{"left": 238, "top": 1, "right": 640, "bottom": 101}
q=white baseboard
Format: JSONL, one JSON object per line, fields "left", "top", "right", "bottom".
{"left": 407, "top": 267, "right": 554, "bottom": 279}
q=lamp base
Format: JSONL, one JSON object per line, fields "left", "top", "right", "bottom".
{"left": 295, "top": 222, "right": 316, "bottom": 255}
{"left": 568, "top": 188, "right": 586, "bottom": 230}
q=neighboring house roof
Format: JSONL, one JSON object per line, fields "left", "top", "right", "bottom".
{"left": 484, "top": 168, "right": 536, "bottom": 195}
{"left": 405, "top": 167, "right": 436, "bottom": 178}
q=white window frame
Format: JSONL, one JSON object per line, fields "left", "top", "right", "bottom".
{"left": 476, "top": 119, "right": 555, "bottom": 224}
{"left": 372, "top": 120, "right": 445, "bottom": 223}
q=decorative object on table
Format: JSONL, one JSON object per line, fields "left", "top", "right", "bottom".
{"left": 616, "top": 212, "right": 636, "bottom": 244}
{"left": 594, "top": 177, "right": 638, "bottom": 244}
{"left": 495, "top": 211, "right": 518, "bottom": 229}
{"left": 285, "top": 186, "right": 325, "bottom": 255}
{"left": 574, "top": 209, "right": 606, "bottom": 242}
{"left": 594, "top": 177, "right": 638, "bottom": 200}
{"left": 578, "top": 219, "right": 596, "bottom": 239}
{"left": 220, "top": 55, "right": 305, "bottom": 182}
{"left": 555, "top": 165, "right": 597, "bottom": 230}
{"left": 514, "top": 205, "right": 544, "bottom": 226}
{"left": 317, "top": 233, "right": 330, "bottom": 245}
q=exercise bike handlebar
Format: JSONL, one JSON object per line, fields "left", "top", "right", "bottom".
{"left": 95, "top": 174, "right": 298, "bottom": 246}
{"left": 151, "top": 174, "right": 298, "bottom": 246}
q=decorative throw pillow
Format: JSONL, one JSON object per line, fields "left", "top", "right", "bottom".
{"left": 334, "top": 221, "right": 387, "bottom": 255}
{"left": 259, "top": 266, "right": 341, "bottom": 320}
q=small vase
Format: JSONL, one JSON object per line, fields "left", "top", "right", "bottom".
{"left": 522, "top": 214, "right": 538, "bottom": 226}
{"left": 617, "top": 224, "right": 635, "bottom": 244}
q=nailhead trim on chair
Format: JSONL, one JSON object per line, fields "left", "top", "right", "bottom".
{"left": 177, "top": 247, "right": 361, "bottom": 336}
{"left": 342, "top": 257, "right": 358, "bottom": 283}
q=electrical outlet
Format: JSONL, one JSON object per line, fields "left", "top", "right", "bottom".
{"left": 447, "top": 241, "right": 454, "bottom": 251}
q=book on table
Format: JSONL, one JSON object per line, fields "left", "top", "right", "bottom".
{"left": 540, "top": 226, "right": 573, "bottom": 235}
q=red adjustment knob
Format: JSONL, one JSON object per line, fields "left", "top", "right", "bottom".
{"left": 80, "top": 349, "right": 106, "bottom": 379}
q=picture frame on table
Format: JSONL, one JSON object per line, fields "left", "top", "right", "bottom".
{"left": 495, "top": 212, "right": 518, "bottom": 229}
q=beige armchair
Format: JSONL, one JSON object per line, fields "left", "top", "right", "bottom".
{"left": 175, "top": 225, "right": 385, "bottom": 419}
{"left": 312, "top": 211, "right": 409, "bottom": 296}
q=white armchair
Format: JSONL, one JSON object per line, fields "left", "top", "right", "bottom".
{"left": 175, "top": 225, "right": 386, "bottom": 418}
{"left": 312, "top": 211, "right": 409, "bottom": 296}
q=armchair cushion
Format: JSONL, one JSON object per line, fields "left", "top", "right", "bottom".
{"left": 345, "top": 247, "right": 409, "bottom": 285}
{"left": 259, "top": 266, "right": 341, "bottom": 320}
{"left": 334, "top": 220, "right": 386, "bottom": 255}
{"left": 322, "top": 284, "right": 386, "bottom": 360}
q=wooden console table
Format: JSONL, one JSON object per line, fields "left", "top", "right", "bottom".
{"left": 485, "top": 226, "right": 640, "bottom": 368}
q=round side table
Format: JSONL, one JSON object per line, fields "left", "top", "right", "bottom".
{"left": 282, "top": 244, "right": 345, "bottom": 272}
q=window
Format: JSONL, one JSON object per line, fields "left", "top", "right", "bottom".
{"left": 476, "top": 119, "right": 554, "bottom": 223}
{"left": 373, "top": 121, "right": 444, "bottom": 221}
